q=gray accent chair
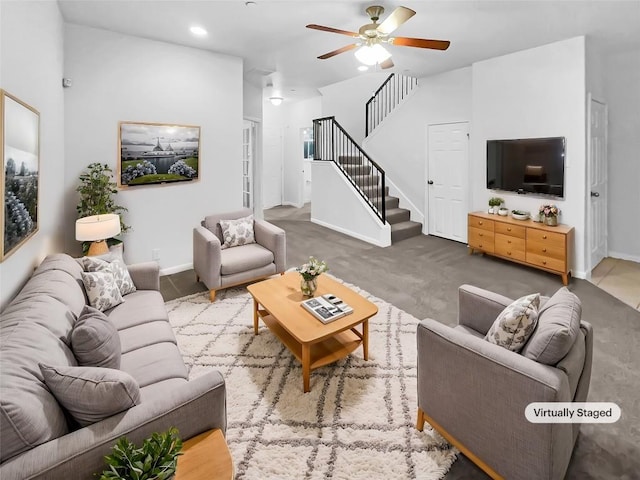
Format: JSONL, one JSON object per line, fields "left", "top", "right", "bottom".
{"left": 193, "top": 208, "right": 286, "bottom": 301}
{"left": 416, "top": 284, "right": 593, "bottom": 480}
{"left": 0, "top": 254, "right": 227, "bottom": 479}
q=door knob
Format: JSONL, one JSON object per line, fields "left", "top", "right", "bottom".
{"left": 427, "top": 180, "right": 434, "bottom": 185}
{"left": 591, "top": 191, "right": 600, "bottom": 197}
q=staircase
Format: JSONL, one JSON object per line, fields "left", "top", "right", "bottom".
{"left": 338, "top": 155, "right": 422, "bottom": 243}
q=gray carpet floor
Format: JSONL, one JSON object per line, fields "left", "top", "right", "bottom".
{"left": 161, "top": 205, "right": 640, "bottom": 480}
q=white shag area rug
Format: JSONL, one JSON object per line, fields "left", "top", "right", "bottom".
{"left": 165, "top": 277, "right": 457, "bottom": 480}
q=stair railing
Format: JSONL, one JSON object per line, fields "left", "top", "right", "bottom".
{"left": 365, "top": 73, "right": 418, "bottom": 137}
{"left": 313, "top": 116, "right": 386, "bottom": 224}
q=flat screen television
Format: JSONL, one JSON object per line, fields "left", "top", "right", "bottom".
{"left": 486, "top": 137, "right": 565, "bottom": 198}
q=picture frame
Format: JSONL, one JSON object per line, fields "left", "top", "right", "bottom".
{"left": 1, "top": 90, "right": 40, "bottom": 262}
{"left": 118, "top": 121, "right": 200, "bottom": 187}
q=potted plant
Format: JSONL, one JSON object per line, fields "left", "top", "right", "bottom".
{"left": 296, "top": 256, "right": 329, "bottom": 297}
{"left": 98, "top": 427, "right": 183, "bottom": 480}
{"left": 539, "top": 204, "right": 560, "bottom": 226}
{"left": 77, "top": 163, "right": 129, "bottom": 254}
{"left": 488, "top": 197, "right": 504, "bottom": 214}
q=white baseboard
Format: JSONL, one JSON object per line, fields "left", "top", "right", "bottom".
{"left": 573, "top": 270, "right": 588, "bottom": 280}
{"left": 608, "top": 251, "right": 640, "bottom": 264}
{"left": 160, "top": 263, "right": 193, "bottom": 276}
{"left": 310, "top": 217, "right": 392, "bottom": 247}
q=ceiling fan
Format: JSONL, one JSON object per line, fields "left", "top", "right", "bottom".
{"left": 307, "top": 5, "right": 450, "bottom": 69}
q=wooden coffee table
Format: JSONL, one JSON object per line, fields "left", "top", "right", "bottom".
{"left": 247, "top": 272, "right": 378, "bottom": 392}
{"left": 174, "top": 429, "right": 233, "bottom": 480}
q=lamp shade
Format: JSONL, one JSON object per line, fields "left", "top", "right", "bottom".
{"left": 269, "top": 96, "right": 283, "bottom": 106}
{"left": 354, "top": 44, "right": 391, "bottom": 66}
{"left": 76, "top": 214, "right": 121, "bottom": 241}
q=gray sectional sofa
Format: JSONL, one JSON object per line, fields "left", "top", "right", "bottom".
{"left": 0, "top": 253, "right": 226, "bottom": 479}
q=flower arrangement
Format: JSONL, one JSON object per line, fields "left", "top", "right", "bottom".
{"left": 488, "top": 197, "right": 504, "bottom": 208}
{"left": 297, "top": 256, "right": 328, "bottom": 281}
{"left": 539, "top": 204, "right": 560, "bottom": 218}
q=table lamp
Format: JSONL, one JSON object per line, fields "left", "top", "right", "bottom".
{"left": 75, "top": 214, "right": 121, "bottom": 256}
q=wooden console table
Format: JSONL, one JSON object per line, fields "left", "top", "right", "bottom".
{"left": 468, "top": 212, "right": 574, "bottom": 285}
{"left": 175, "top": 429, "right": 233, "bottom": 480}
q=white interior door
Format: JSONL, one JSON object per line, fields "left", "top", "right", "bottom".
{"left": 588, "top": 95, "right": 608, "bottom": 271}
{"left": 263, "top": 126, "right": 283, "bottom": 209}
{"left": 426, "top": 122, "right": 469, "bottom": 242}
{"left": 242, "top": 120, "right": 256, "bottom": 209}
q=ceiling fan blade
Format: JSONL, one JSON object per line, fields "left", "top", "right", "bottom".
{"left": 306, "top": 24, "right": 358, "bottom": 37}
{"left": 376, "top": 6, "right": 416, "bottom": 35}
{"left": 380, "top": 58, "right": 394, "bottom": 69}
{"left": 390, "top": 37, "right": 450, "bottom": 50}
{"left": 317, "top": 44, "right": 358, "bottom": 60}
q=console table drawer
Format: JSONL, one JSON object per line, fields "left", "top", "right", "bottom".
{"left": 468, "top": 216, "right": 494, "bottom": 232}
{"left": 495, "top": 234, "right": 526, "bottom": 261}
{"left": 526, "top": 229, "right": 565, "bottom": 248}
{"left": 526, "top": 252, "right": 565, "bottom": 272}
{"left": 495, "top": 222, "right": 526, "bottom": 239}
{"left": 469, "top": 227, "right": 494, "bottom": 252}
{"left": 526, "top": 240, "right": 566, "bottom": 261}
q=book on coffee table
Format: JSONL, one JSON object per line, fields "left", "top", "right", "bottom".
{"left": 301, "top": 294, "right": 353, "bottom": 324}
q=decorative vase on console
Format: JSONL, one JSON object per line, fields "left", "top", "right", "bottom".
{"left": 297, "top": 256, "right": 328, "bottom": 297}
{"left": 539, "top": 204, "right": 560, "bottom": 227}
{"left": 488, "top": 197, "right": 504, "bottom": 214}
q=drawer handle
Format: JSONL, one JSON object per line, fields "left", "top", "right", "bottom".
{"left": 507, "top": 240, "right": 512, "bottom": 244}
{"left": 479, "top": 244, "right": 483, "bottom": 248}
{"left": 507, "top": 251, "right": 511, "bottom": 255}
{"left": 507, "top": 227, "right": 511, "bottom": 231}
{"left": 543, "top": 235, "right": 547, "bottom": 239}
{"left": 479, "top": 233, "right": 483, "bottom": 237}
{"left": 479, "top": 221, "right": 483, "bottom": 225}
{"left": 543, "top": 260, "right": 547, "bottom": 265}
{"left": 542, "top": 248, "right": 547, "bottom": 253}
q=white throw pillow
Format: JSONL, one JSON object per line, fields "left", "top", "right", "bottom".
{"left": 81, "top": 271, "right": 124, "bottom": 312}
{"left": 79, "top": 256, "right": 136, "bottom": 296}
{"left": 219, "top": 215, "right": 255, "bottom": 249}
{"left": 485, "top": 293, "right": 540, "bottom": 352}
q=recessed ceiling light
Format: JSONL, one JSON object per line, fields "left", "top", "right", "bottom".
{"left": 245, "top": 1, "right": 257, "bottom": 6}
{"left": 189, "top": 26, "right": 208, "bottom": 37}
{"left": 358, "top": 65, "right": 369, "bottom": 72}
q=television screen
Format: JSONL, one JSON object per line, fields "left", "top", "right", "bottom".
{"left": 486, "top": 137, "right": 565, "bottom": 198}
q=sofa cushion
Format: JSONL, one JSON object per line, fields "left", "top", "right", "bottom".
{"left": 485, "top": 293, "right": 540, "bottom": 352}
{"left": 219, "top": 215, "right": 255, "bottom": 249}
{"left": 220, "top": 243, "right": 274, "bottom": 275}
{"left": 40, "top": 364, "right": 140, "bottom": 427}
{"left": 119, "top": 320, "right": 177, "bottom": 354}
{"left": 78, "top": 256, "right": 136, "bottom": 296}
{"left": 71, "top": 305, "right": 121, "bottom": 368}
{"left": 120, "top": 343, "right": 188, "bottom": 388}
{"left": 203, "top": 208, "right": 253, "bottom": 242}
{"left": 521, "top": 287, "right": 581, "bottom": 365}
{"left": 0, "top": 297, "right": 78, "bottom": 462}
{"left": 105, "top": 290, "right": 168, "bottom": 330}
{"left": 81, "top": 271, "right": 124, "bottom": 311}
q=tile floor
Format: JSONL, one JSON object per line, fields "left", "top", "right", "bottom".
{"left": 590, "top": 257, "right": 640, "bottom": 311}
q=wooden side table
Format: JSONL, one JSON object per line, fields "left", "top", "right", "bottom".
{"left": 174, "top": 429, "right": 234, "bottom": 480}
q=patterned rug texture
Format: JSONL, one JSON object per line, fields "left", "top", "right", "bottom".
{"left": 166, "top": 277, "right": 457, "bottom": 480}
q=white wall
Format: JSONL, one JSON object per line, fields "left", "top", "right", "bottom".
{"left": 319, "top": 72, "right": 388, "bottom": 143}
{"left": 0, "top": 1, "right": 65, "bottom": 310}
{"left": 363, "top": 67, "right": 472, "bottom": 214}
{"left": 472, "top": 37, "right": 588, "bottom": 277}
{"left": 604, "top": 49, "right": 640, "bottom": 261}
{"left": 311, "top": 162, "right": 391, "bottom": 247}
{"left": 64, "top": 24, "right": 243, "bottom": 272}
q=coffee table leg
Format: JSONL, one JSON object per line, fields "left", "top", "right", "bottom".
{"left": 302, "top": 343, "right": 311, "bottom": 393}
{"left": 253, "top": 299, "right": 259, "bottom": 335}
{"left": 362, "top": 319, "right": 369, "bottom": 361}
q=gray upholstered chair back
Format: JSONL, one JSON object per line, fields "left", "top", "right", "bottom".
{"left": 202, "top": 208, "right": 253, "bottom": 243}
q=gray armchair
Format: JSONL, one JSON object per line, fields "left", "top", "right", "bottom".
{"left": 416, "top": 284, "right": 593, "bottom": 480}
{"left": 193, "top": 208, "right": 286, "bottom": 301}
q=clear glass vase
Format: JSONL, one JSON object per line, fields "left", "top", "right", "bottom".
{"left": 300, "top": 277, "right": 318, "bottom": 297}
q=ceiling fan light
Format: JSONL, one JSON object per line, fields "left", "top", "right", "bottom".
{"left": 269, "top": 96, "right": 283, "bottom": 106}
{"left": 354, "top": 44, "right": 391, "bottom": 66}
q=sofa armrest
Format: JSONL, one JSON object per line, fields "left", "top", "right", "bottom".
{"left": 254, "top": 219, "right": 286, "bottom": 273}
{"left": 127, "top": 262, "right": 160, "bottom": 291}
{"left": 193, "top": 226, "right": 222, "bottom": 290}
{"left": 458, "top": 284, "right": 513, "bottom": 335}
{"left": 0, "top": 371, "right": 226, "bottom": 480}
{"left": 417, "top": 319, "right": 573, "bottom": 480}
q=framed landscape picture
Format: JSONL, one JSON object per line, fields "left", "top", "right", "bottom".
{"left": 1, "top": 90, "right": 40, "bottom": 262}
{"left": 118, "top": 121, "right": 200, "bottom": 187}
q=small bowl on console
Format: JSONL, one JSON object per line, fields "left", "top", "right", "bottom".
{"left": 511, "top": 210, "right": 530, "bottom": 221}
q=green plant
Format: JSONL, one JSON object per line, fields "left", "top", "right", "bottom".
{"left": 488, "top": 197, "right": 504, "bottom": 207}
{"left": 76, "top": 163, "right": 130, "bottom": 238}
{"left": 99, "top": 428, "right": 183, "bottom": 480}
